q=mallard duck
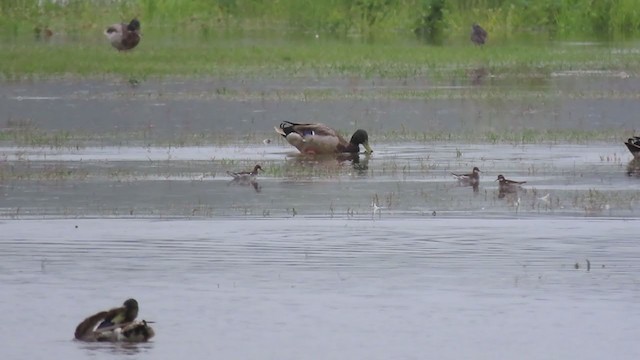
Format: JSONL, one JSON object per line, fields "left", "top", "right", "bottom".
{"left": 496, "top": 174, "right": 526, "bottom": 194}
{"left": 75, "top": 299, "right": 138, "bottom": 340}
{"left": 624, "top": 136, "right": 640, "bottom": 158}
{"left": 227, "top": 164, "right": 263, "bottom": 182}
{"left": 471, "top": 23, "right": 487, "bottom": 46}
{"left": 451, "top": 167, "right": 481, "bottom": 187}
{"left": 275, "top": 121, "right": 373, "bottom": 154}
{"left": 105, "top": 18, "right": 141, "bottom": 51}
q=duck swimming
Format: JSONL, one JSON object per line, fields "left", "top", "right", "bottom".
{"left": 275, "top": 121, "right": 372, "bottom": 155}
{"left": 105, "top": 18, "right": 141, "bottom": 51}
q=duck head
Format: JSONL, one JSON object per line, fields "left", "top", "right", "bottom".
{"left": 350, "top": 129, "right": 373, "bottom": 154}
{"left": 127, "top": 19, "right": 141, "bottom": 32}
{"left": 123, "top": 298, "right": 139, "bottom": 320}
{"left": 495, "top": 174, "right": 505, "bottom": 182}
{"left": 472, "top": 167, "right": 481, "bottom": 174}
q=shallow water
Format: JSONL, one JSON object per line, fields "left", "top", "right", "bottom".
{"left": 1, "top": 70, "right": 640, "bottom": 359}
{"left": 1, "top": 72, "right": 639, "bottom": 139}
{"left": 0, "top": 142, "right": 636, "bottom": 218}
{"left": 1, "top": 218, "right": 639, "bottom": 360}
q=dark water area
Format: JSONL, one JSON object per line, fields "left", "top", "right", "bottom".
{"left": 1, "top": 70, "right": 639, "bottom": 359}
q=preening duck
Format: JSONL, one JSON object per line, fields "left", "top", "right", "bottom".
{"left": 74, "top": 298, "right": 153, "bottom": 342}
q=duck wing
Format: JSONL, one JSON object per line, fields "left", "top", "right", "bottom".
{"left": 505, "top": 179, "right": 526, "bottom": 185}
{"left": 451, "top": 172, "right": 471, "bottom": 179}
{"left": 105, "top": 23, "right": 125, "bottom": 35}
{"left": 276, "top": 121, "right": 342, "bottom": 138}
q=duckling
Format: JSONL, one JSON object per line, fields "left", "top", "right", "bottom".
{"left": 275, "top": 121, "right": 372, "bottom": 154}
{"left": 105, "top": 18, "right": 141, "bottom": 51}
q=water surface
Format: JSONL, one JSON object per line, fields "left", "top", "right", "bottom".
{"left": 1, "top": 218, "right": 639, "bottom": 360}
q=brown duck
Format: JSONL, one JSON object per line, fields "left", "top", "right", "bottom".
{"left": 105, "top": 19, "right": 141, "bottom": 51}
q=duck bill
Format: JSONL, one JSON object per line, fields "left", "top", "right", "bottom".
{"left": 362, "top": 142, "right": 373, "bottom": 154}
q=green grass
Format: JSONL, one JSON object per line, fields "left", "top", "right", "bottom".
{"left": 1, "top": 35, "right": 638, "bottom": 79}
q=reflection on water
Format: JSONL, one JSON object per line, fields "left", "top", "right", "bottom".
{"left": 77, "top": 341, "right": 155, "bottom": 357}
{"left": 228, "top": 178, "right": 262, "bottom": 192}
{"left": 627, "top": 158, "right": 640, "bottom": 177}
{"left": 1, "top": 218, "right": 639, "bottom": 360}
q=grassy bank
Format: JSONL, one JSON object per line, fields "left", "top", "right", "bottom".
{"left": 1, "top": 36, "right": 638, "bottom": 79}
{"left": 2, "top": 1, "right": 640, "bottom": 78}
{"left": 3, "top": 0, "right": 640, "bottom": 41}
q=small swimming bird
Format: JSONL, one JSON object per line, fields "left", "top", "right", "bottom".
{"left": 451, "top": 167, "right": 481, "bottom": 187}
{"left": 275, "top": 121, "right": 373, "bottom": 155}
{"left": 496, "top": 174, "right": 526, "bottom": 194}
{"left": 624, "top": 136, "right": 640, "bottom": 157}
{"left": 105, "top": 18, "right": 141, "bottom": 51}
{"left": 470, "top": 23, "right": 487, "bottom": 46}
{"left": 227, "top": 164, "right": 263, "bottom": 182}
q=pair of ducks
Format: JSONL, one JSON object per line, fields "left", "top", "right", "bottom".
{"left": 452, "top": 167, "right": 526, "bottom": 194}
{"left": 74, "top": 298, "right": 154, "bottom": 342}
